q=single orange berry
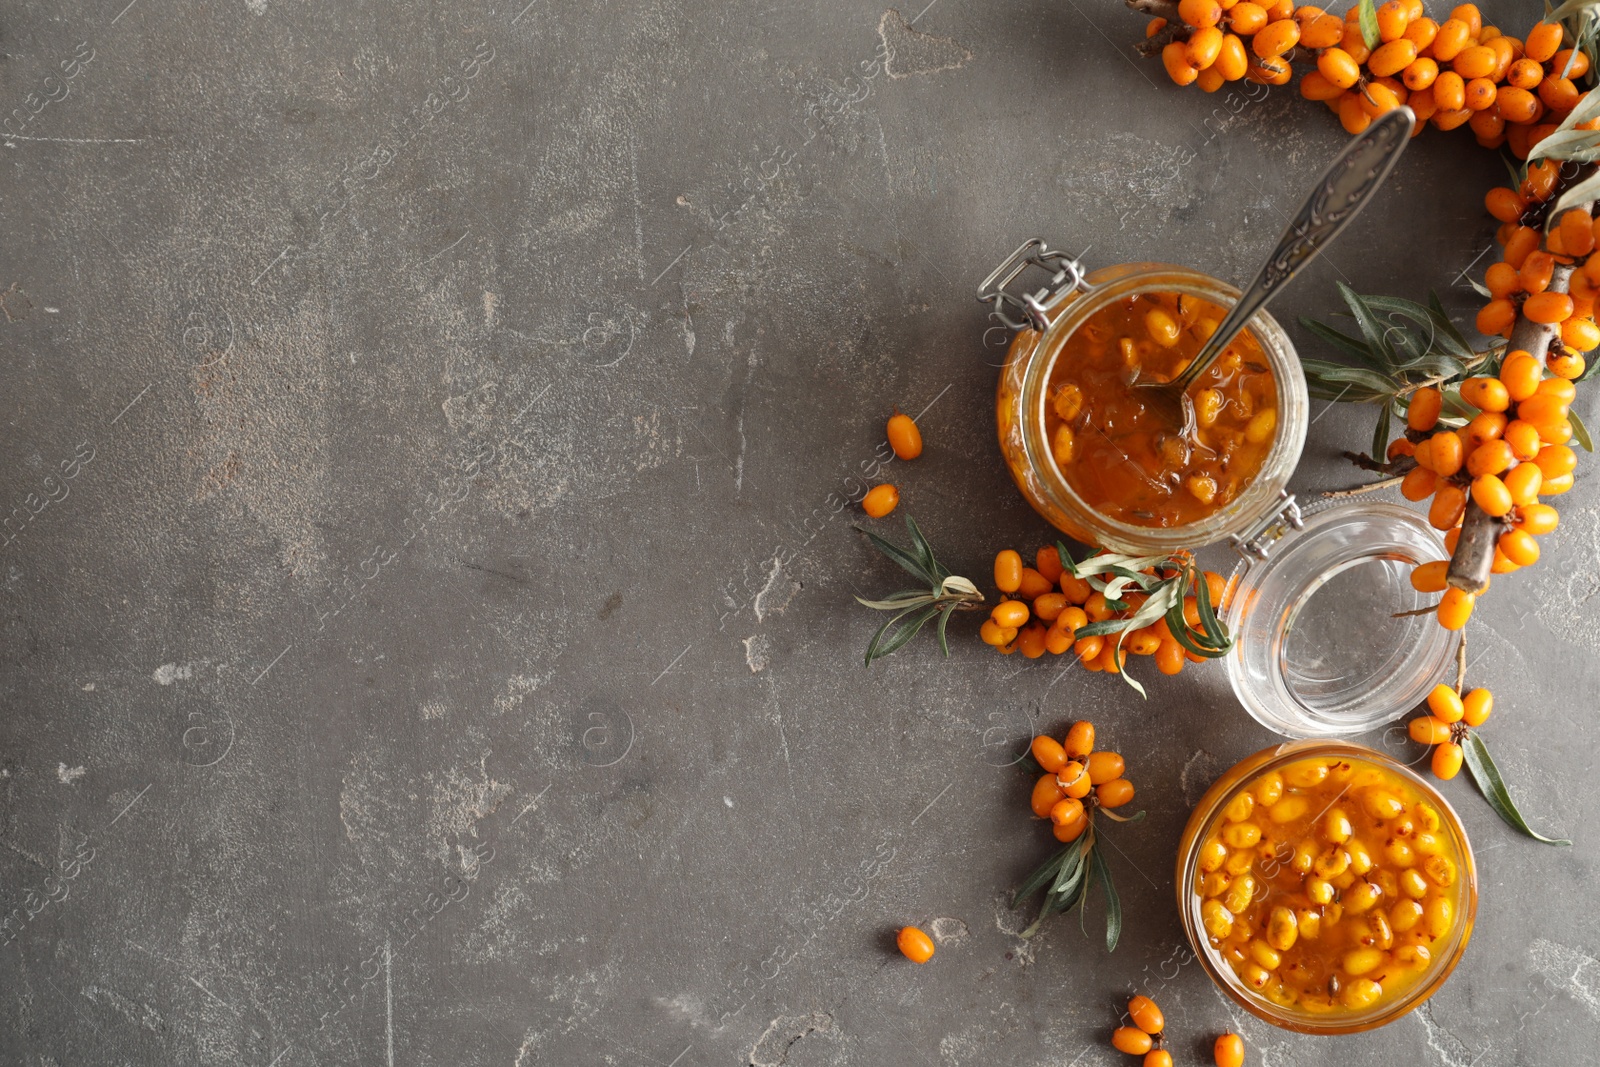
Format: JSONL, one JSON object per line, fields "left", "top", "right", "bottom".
{"left": 1036, "top": 545, "right": 1065, "bottom": 583}
{"left": 1499, "top": 527, "right": 1541, "bottom": 566}
{"left": 897, "top": 926, "right": 935, "bottom": 963}
{"left": 1524, "top": 291, "right": 1574, "bottom": 324}
{"left": 1432, "top": 741, "right": 1465, "bottom": 780}
{"left": 1064, "top": 720, "right": 1096, "bottom": 759}
{"left": 991, "top": 599, "right": 1030, "bottom": 628}
{"left": 1179, "top": 0, "right": 1224, "bottom": 26}
{"left": 1128, "top": 995, "right": 1164, "bottom": 1034}
{"left": 886, "top": 412, "right": 922, "bottom": 460}
{"left": 1407, "top": 386, "right": 1444, "bottom": 431}
{"left": 1017, "top": 567, "right": 1054, "bottom": 600}
{"left": 1504, "top": 462, "right": 1543, "bottom": 507}
{"left": 1410, "top": 560, "right": 1449, "bottom": 593}
{"left": 1462, "top": 687, "right": 1494, "bottom": 727}
{"left": 1410, "top": 715, "right": 1453, "bottom": 744}
{"left": 1098, "top": 778, "right": 1136, "bottom": 808}
{"left": 1049, "top": 796, "right": 1086, "bottom": 827}
{"left": 1112, "top": 1027, "right": 1155, "bottom": 1056}
{"left": 1428, "top": 482, "right": 1467, "bottom": 530}
{"left": 861, "top": 484, "right": 899, "bottom": 517}
{"left": 1517, "top": 502, "right": 1560, "bottom": 535}
{"left": 1471, "top": 473, "right": 1513, "bottom": 517}
{"left": 1031, "top": 735, "right": 1068, "bottom": 773}
{"left": 1484, "top": 187, "right": 1526, "bottom": 223}
{"left": 1459, "top": 376, "right": 1510, "bottom": 412}
{"left": 1526, "top": 20, "right": 1563, "bottom": 62}
{"left": 1054, "top": 809, "right": 1090, "bottom": 841}
{"left": 979, "top": 620, "right": 1016, "bottom": 647}
{"left": 1058, "top": 761, "right": 1093, "bottom": 799}
{"left": 1214, "top": 1032, "right": 1246, "bottom": 1067}
{"left": 1401, "top": 465, "right": 1438, "bottom": 501}
{"left": 1535, "top": 443, "right": 1578, "bottom": 478}
{"left": 1087, "top": 750, "right": 1126, "bottom": 785}
{"left": 1437, "top": 587, "right": 1476, "bottom": 630}
{"left": 994, "top": 549, "right": 1023, "bottom": 593}
{"left": 1017, "top": 622, "right": 1048, "bottom": 659}
{"left": 1031, "top": 773, "right": 1066, "bottom": 818}
{"left": 1499, "top": 350, "right": 1542, "bottom": 401}
{"left": 1428, "top": 683, "right": 1465, "bottom": 723}
{"left": 1145, "top": 1052, "right": 1173, "bottom": 1067}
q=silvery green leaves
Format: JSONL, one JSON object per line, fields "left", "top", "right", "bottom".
{"left": 1299, "top": 285, "right": 1487, "bottom": 458}
{"left": 1063, "top": 545, "right": 1232, "bottom": 698}
{"left": 855, "top": 515, "right": 984, "bottom": 666}
{"left": 1012, "top": 822, "right": 1137, "bottom": 949}
{"left": 1528, "top": 87, "right": 1600, "bottom": 173}
{"left": 1461, "top": 731, "right": 1572, "bottom": 845}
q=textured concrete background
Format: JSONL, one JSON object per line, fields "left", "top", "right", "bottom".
{"left": 2, "top": 0, "right": 1596, "bottom": 1064}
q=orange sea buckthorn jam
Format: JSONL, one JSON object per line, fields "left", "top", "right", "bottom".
{"left": 1190, "top": 754, "right": 1470, "bottom": 1018}
{"left": 1044, "top": 291, "right": 1279, "bottom": 527}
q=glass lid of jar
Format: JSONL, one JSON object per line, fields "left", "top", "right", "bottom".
{"left": 1220, "top": 499, "right": 1455, "bottom": 739}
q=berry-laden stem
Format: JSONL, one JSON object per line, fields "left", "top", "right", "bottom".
{"left": 1125, "top": 0, "right": 1181, "bottom": 20}
{"left": 1449, "top": 201, "right": 1587, "bottom": 597}
{"left": 1445, "top": 503, "right": 1504, "bottom": 595}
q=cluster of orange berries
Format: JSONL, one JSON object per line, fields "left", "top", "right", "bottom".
{"left": 1477, "top": 169, "right": 1600, "bottom": 364}
{"left": 1408, "top": 682, "right": 1492, "bottom": 779}
{"left": 1109, "top": 995, "right": 1248, "bottom": 1067}
{"left": 860, "top": 412, "right": 925, "bottom": 517}
{"left": 1392, "top": 368, "right": 1575, "bottom": 628}
{"left": 981, "top": 546, "right": 1225, "bottom": 675}
{"left": 1154, "top": 0, "right": 1591, "bottom": 150}
{"left": 1030, "top": 722, "right": 1136, "bottom": 841}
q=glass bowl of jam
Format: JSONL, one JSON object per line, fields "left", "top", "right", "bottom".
{"left": 1177, "top": 741, "right": 1477, "bottom": 1034}
{"left": 988, "top": 250, "right": 1309, "bottom": 555}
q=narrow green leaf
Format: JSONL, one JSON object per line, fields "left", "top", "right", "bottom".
{"left": 1428, "top": 293, "right": 1475, "bottom": 361}
{"left": 1371, "top": 402, "right": 1393, "bottom": 467}
{"left": 1012, "top": 847, "right": 1069, "bottom": 907}
{"left": 904, "top": 514, "right": 949, "bottom": 580}
{"left": 1191, "top": 562, "right": 1233, "bottom": 650}
{"left": 1051, "top": 837, "right": 1090, "bottom": 897}
{"left": 1461, "top": 732, "right": 1572, "bottom": 845}
{"left": 855, "top": 592, "right": 938, "bottom": 611}
{"left": 1357, "top": 0, "right": 1381, "bottom": 50}
{"left": 1571, "top": 409, "right": 1594, "bottom": 452}
{"left": 865, "top": 604, "right": 940, "bottom": 666}
{"left": 1300, "top": 358, "right": 1400, "bottom": 400}
{"left": 1115, "top": 660, "right": 1148, "bottom": 698}
{"left": 935, "top": 604, "right": 953, "bottom": 656}
{"left": 1338, "top": 282, "right": 1396, "bottom": 367}
{"left": 1501, "top": 149, "right": 1528, "bottom": 192}
{"left": 856, "top": 526, "right": 935, "bottom": 587}
{"left": 1299, "top": 316, "right": 1388, "bottom": 368}
{"left": 1073, "top": 619, "right": 1136, "bottom": 639}
{"left": 1090, "top": 846, "right": 1123, "bottom": 952}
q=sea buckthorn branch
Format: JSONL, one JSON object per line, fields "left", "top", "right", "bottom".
{"left": 1132, "top": 0, "right": 1598, "bottom": 148}
{"left": 1060, "top": 547, "right": 1233, "bottom": 696}
{"left": 1300, "top": 284, "right": 1489, "bottom": 460}
{"left": 1017, "top": 722, "right": 1142, "bottom": 947}
{"left": 854, "top": 515, "right": 985, "bottom": 665}
{"left": 1405, "top": 674, "right": 1572, "bottom": 843}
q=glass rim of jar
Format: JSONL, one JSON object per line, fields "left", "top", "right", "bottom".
{"left": 1176, "top": 740, "right": 1478, "bottom": 1035}
{"left": 1015, "top": 263, "right": 1310, "bottom": 553}
{"left": 1220, "top": 498, "right": 1458, "bottom": 738}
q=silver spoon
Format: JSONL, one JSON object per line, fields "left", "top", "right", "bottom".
{"left": 1137, "top": 106, "right": 1416, "bottom": 439}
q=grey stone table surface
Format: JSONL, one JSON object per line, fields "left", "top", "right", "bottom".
{"left": 2, "top": 0, "right": 1596, "bottom": 1064}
